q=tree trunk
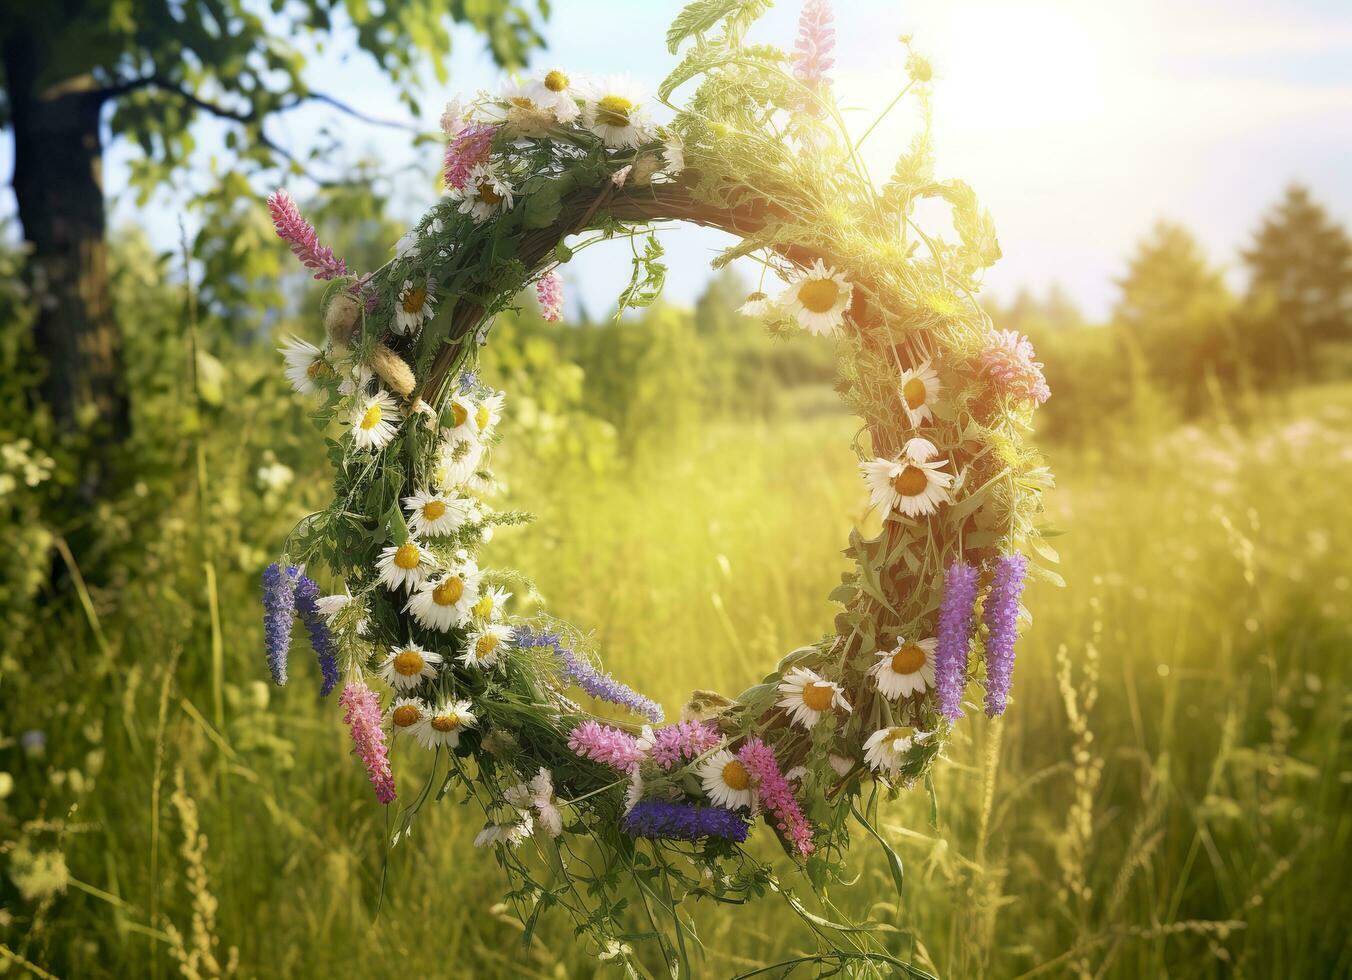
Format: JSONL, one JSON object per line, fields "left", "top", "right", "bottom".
{"left": 3, "top": 37, "right": 130, "bottom": 481}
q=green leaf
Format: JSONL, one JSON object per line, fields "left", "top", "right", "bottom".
{"left": 383, "top": 500, "right": 409, "bottom": 546}
{"left": 850, "top": 800, "right": 904, "bottom": 904}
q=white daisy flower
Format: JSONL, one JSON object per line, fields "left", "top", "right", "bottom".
{"left": 350, "top": 389, "right": 401, "bottom": 451}
{"left": 461, "top": 621, "right": 514, "bottom": 669}
{"left": 582, "top": 76, "right": 650, "bottom": 148}
{"left": 403, "top": 488, "right": 470, "bottom": 538}
{"left": 377, "top": 641, "right": 443, "bottom": 692}
{"left": 435, "top": 435, "right": 485, "bottom": 490}
{"left": 394, "top": 279, "right": 436, "bottom": 336}
{"left": 338, "top": 361, "right": 373, "bottom": 396}
{"left": 454, "top": 163, "right": 515, "bottom": 223}
{"left": 869, "top": 637, "right": 938, "bottom": 700}
{"left": 405, "top": 562, "right": 481, "bottom": 632}
{"left": 860, "top": 437, "right": 954, "bottom": 518}
{"left": 474, "top": 390, "right": 505, "bottom": 440}
{"left": 778, "top": 259, "right": 853, "bottom": 336}
{"left": 471, "top": 585, "right": 512, "bottom": 622}
{"left": 863, "top": 726, "right": 928, "bottom": 778}
{"left": 315, "top": 591, "right": 369, "bottom": 635}
{"left": 386, "top": 696, "right": 428, "bottom": 733}
{"left": 775, "top": 667, "right": 852, "bottom": 729}
{"left": 442, "top": 393, "right": 479, "bottom": 444}
{"left": 524, "top": 68, "right": 581, "bottom": 122}
{"left": 897, "top": 360, "right": 941, "bottom": 427}
{"left": 828, "top": 754, "right": 855, "bottom": 777}
{"left": 737, "top": 291, "right": 775, "bottom": 317}
{"left": 415, "top": 698, "right": 477, "bottom": 749}
{"left": 279, "top": 336, "right": 332, "bottom": 395}
{"left": 375, "top": 538, "right": 436, "bottom": 592}
{"left": 700, "top": 748, "right": 754, "bottom": 810}
{"left": 504, "top": 767, "right": 563, "bottom": 838}
{"left": 634, "top": 725, "right": 656, "bottom": 754}
{"left": 474, "top": 817, "right": 532, "bottom": 848}
{"left": 662, "top": 131, "right": 685, "bottom": 174}
{"left": 624, "top": 769, "right": 644, "bottom": 814}
{"left": 394, "top": 230, "right": 419, "bottom": 259}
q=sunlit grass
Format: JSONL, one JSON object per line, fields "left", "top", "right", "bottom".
{"left": 6, "top": 387, "right": 1351, "bottom": 978}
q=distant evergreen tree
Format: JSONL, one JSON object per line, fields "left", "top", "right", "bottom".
{"left": 1241, "top": 184, "right": 1352, "bottom": 376}
{"left": 1112, "top": 222, "right": 1237, "bottom": 412}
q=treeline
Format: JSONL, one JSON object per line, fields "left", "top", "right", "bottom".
{"left": 991, "top": 184, "right": 1352, "bottom": 442}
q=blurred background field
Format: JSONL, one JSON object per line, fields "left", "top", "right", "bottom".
{"left": 3, "top": 0, "right": 1352, "bottom": 977}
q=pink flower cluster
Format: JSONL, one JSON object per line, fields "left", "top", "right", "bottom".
{"left": 339, "top": 681, "right": 396, "bottom": 804}
{"left": 980, "top": 329, "right": 1051, "bottom": 405}
{"left": 737, "top": 737, "right": 814, "bottom": 856}
{"left": 267, "top": 189, "right": 349, "bottom": 281}
{"left": 568, "top": 721, "right": 645, "bottom": 772}
{"left": 536, "top": 272, "right": 564, "bottom": 322}
{"left": 651, "top": 720, "right": 722, "bottom": 769}
{"left": 793, "top": 0, "right": 836, "bottom": 96}
{"left": 443, "top": 123, "right": 498, "bottom": 191}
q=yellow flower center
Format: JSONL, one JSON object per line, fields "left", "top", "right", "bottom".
{"left": 477, "top": 181, "right": 503, "bottom": 206}
{"left": 544, "top": 70, "right": 569, "bottom": 93}
{"left": 392, "top": 704, "right": 421, "bottom": 727}
{"left": 475, "top": 635, "right": 500, "bottom": 660}
{"left": 722, "top": 760, "right": 750, "bottom": 791}
{"left": 433, "top": 577, "right": 464, "bottom": 607}
{"left": 360, "top": 404, "right": 382, "bottom": 430}
{"left": 798, "top": 278, "right": 839, "bottom": 314}
{"left": 402, "top": 286, "right": 427, "bottom": 314}
{"left": 510, "top": 96, "right": 537, "bottom": 110}
{"left": 475, "top": 403, "right": 492, "bottom": 430}
{"left": 431, "top": 713, "right": 462, "bottom": 732}
{"left": 890, "top": 466, "right": 929, "bottom": 498}
{"left": 801, "top": 681, "right": 836, "bottom": 712}
{"left": 393, "top": 650, "right": 426, "bottom": 676}
{"left": 884, "top": 726, "right": 915, "bottom": 749}
{"left": 423, "top": 500, "right": 447, "bottom": 522}
{"left": 472, "top": 595, "right": 495, "bottom": 618}
{"left": 393, "top": 543, "right": 421, "bottom": 570}
{"left": 595, "top": 95, "right": 634, "bottom": 127}
{"left": 902, "top": 377, "right": 927, "bottom": 410}
{"left": 891, "top": 644, "right": 927, "bottom": 675}
{"left": 306, "top": 358, "right": 331, "bottom": 379}
{"left": 451, "top": 402, "right": 469, "bottom": 427}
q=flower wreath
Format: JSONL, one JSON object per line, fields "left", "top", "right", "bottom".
{"left": 261, "top": 1, "right": 1055, "bottom": 972}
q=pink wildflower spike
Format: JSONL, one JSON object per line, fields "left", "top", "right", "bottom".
{"left": 737, "top": 737, "right": 815, "bottom": 857}
{"left": 267, "top": 189, "right": 349, "bottom": 281}
{"left": 443, "top": 123, "right": 498, "bottom": 191}
{"left": 651, "top": 720, "right": 722, "bottom": 769}
{"left": 980, "top": 329, "right": 1051, "bottom": 405}
{"left": 793, "top": 0, "right": 836, "bottom": 98}
{"left": 568, "top": 721, "right": 646, "bottom": 772}
{"left": 536, "top": 272, "right": 564, "bottom": 322}
{"left": 339, "top": 681, "right": 396, "bottom": 804}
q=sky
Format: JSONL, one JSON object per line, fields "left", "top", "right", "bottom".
{"left": 3, "top": 0, "right": 1351, "bottom": 320}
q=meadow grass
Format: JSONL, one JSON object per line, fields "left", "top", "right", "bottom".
{"left": 4, "top": 385, "right": 1351, "bottom": 978}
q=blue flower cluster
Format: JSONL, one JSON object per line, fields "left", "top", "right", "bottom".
{"left": 982, "top": 554, "right": 1027, "bottom": 718}
{"left": 514, "top": 625, "right": 664, "bottom": 724}
{"left": 262, "top": 562, "right": 339, "bottom": 696}
{"left": 622, "top": 800, "right": 749, "bottom": 843}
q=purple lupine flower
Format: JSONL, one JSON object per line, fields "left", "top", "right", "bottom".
{"left": 294, "top": 574, "right": 340, "bottom": 697}
{"left": 935, "top": 562, "right": 980, "bottom": 721}
{"left": 515, "top": 626, "right": 664, "bottom": 724}
{"left": 792, "top": 0, "right": 835, "bottom": 111}
{"left": 339, "top": 681, "right": 396, "bottom": 804}
{"left": 738, "top": 737, "right": 814, "bottom": 856}
{"left": 536, "top": 272, "right": 564, "bottom": 322}
{"left": 651, "top": 720, "right": 722, "bottom": 769}
{"left": 622, "top": 800, "right": 749, "bottom": 843}
{"left": 262, "top": 563, "right": 301, "bottom": 686}
{"left": 267, "top": 189, "right": 349, "bottom": 281}
{"left": 983, "top": 554, "right": 1028, "bottom": 717}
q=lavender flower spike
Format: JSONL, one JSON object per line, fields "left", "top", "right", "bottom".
{"left": 515, "top": 626, "right": 664, "bottom": 724}
{"left": 262, "top": 563, "right": 301, "bottom": 686}
{"left": 983, "top": 554, "right": 1028, "bottom": 717}
{"left": 294, "top": 574, "right": 340, "bottom": 697}
{"left": 622, "top": 800, "right": 749, "bottom": 843}
{"left": 935, "top": 562, "right": 980, "bottom": 721}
